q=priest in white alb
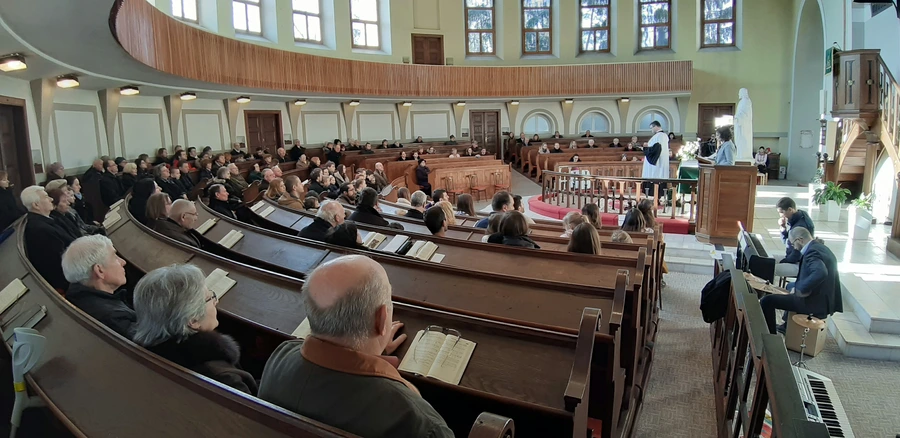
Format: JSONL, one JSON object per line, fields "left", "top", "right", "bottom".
{"left": 642, "top": 120, "right": 670, "bottom": 180}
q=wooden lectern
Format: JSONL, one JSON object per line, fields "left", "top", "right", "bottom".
{"left": 695, "top": 162, "right": 758, "bottom": 244}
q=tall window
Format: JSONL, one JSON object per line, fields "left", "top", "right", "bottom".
{"left": 523, "top": 114, "right": 553, "bottom": 136}
{"left": 522, "top": 0, "right": 552, "bottom": 55}
{"left": 638, "top": 0, "right": 670, "bottom": 50}
{"left": 172, "top": 0, "right": 198, "bottom": 22}
{"left": 579, "top": 0, "right": 610, "bottom": 52}
{"left": 233, "top": 0, "right": 261, "bottom": 35}
{"left": 701, "top": 0, "right": 735, "bottom": 47}
{"left": 579, "top": 112, "right": 611, "bottom": 134}
{"left": 465, "top": 0, "right": 495, "bottom": 55}
{"left": 293, "top": 0, "right": 322, "bottom": 43}
{"left": 350, "top": 0, "right": 380, "bottom": 49}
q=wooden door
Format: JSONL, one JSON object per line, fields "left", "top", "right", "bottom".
{"left": 697, "top": 104, "right": 735, "bottom": 141}
{"left": 244, "top": 111, "right": 282, "bottom": 156}
{"left": 468, "top": 111, "right": 501, "bottom": 154}
{"left": 0, "top": 102, "right": 34, "bottom": 191}
{"left": 412, "top": 34, "right": 444, "bottom": 65}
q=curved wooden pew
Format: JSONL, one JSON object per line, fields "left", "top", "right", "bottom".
{"left": 106, "top": 206, "right": 631, "bottom": 438}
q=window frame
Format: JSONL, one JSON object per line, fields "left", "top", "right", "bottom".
{"left": 292, "top": 0, "right": 323, "bottom": 44}
{"left": 578, "top": 0, "right": 611, "bottom": 53}
{"left": 521, "top": 0, "right": 553, "bottom": 56}
{"left": 233, "top": 0, "right": 262, "bottom": 36}
{"left": 350, "top": 0, "right": 382, "bottom": 50}
{"left": 579, "top": 112, "right": 611, "bottom": 134}
{"left": 465, "top": 0, "right": 496, "bottom": 55}
{"left": 636, "top": 110, "right": 669, "bottom": 132}
{"left": 523, "top": 113, "right": 554, "bottom": 136}
{"left": 172, "top": 0, "right": 199, "bottom": 23}
{"left": 700, "top": 0, "right": 736, "bottom": 48}
{"left": 638, "top": 0, "right": 671, "bottom": 51}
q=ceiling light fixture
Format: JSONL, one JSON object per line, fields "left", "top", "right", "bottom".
{"left": 349, "top": 100, "right": 360, "bottom": 106}
{"left": 180, "top": 92, "right": 197, "bottom": 101}
{"left": 56, "top": 74, "right": 80, "bottom": 88}
{"left": 294, "top": 99, "right": 307, "bottom": 106}
{"left": 456, "top": 101, "right": 466, "bottom": 106}
{"left": 621, "top": 97, "right": 630, "bottom": 103}
{"left": 563, "top": 98, "right": 574, "bottom": 104}
{"left": 236, "top": 96, "right": 251, "bottom": 103}
{"left": 119, "top": 85, "right": 140, "bottom": 96}
{"left": 402, "top": 101, "right": 413, "bottom": 107}
{"left": 0, "top": 53, "right": 26, "bottom": 72}
{"left": 510, "top": 100, "right": 519, "bottom": 105}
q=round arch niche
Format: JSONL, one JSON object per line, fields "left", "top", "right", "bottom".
{"left": 787, "top": 0, "right": 825, "bottom": 182}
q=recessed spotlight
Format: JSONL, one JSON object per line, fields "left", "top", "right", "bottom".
{"left": 402, "top": 101, "right": 413, "bottom": 107}
{"left": 236, "top": 96, "right": 251, "bottom": 103}
{"left": 0, "top": 54, "right": 26, "bottom": 72}
{"left": 56, "top": 74, "right": 80, "bottom": 88}
{"left": 294, "top": 99, "right": 307, "bottom": 106}
{"left": 180, "top": 92, "right": 197, "bottom": 101}
{"left": 563, "top": 99, "right": 574, "bottom": 104}
{"left": 456, "top": 101, "right": 466, "bottom": 106}
{"left": 119, "top": 86, "right": 140, "bottom": 96}
{"left": 349, "top": 100, "right": 360, "bottom": 106}
{"left": 510, "top": 100, "right": 519, "bottom": 105}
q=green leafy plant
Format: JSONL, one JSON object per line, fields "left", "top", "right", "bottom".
{"left": 813, "top": 181, "right": 851, "bottom": 205}
{"left": 851, "top": 192, "right": 875, "bottom": 211}
{"left": 810, "top": 167, "right": 824, "bottom": 184}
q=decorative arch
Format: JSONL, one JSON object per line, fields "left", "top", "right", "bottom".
{"left": 519, "top": 109, "right": 559, "bottom": 136}
{"left": 575, "top": 107, "right": 616, "bottom": 134}
{"left": 631, "top": 105, "right": 673, "bottom": 132}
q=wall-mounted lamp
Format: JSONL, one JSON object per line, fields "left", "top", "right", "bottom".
{"left": 56, "top": 74, "right": 80, "bottom": 89}
{"left": 236, "top": 96, "right": 251, "bottom": 103}
{"left": 563, "top": 99, "right": 574, "bottom": 104}
{"left": 620, "top": 97, "right": 630, "bottom": 103}
{"left": 510, "top": 100, "right": 519, "bottom": 105}
{"left": 119, "top": 85, "right": 140, "bottom": 96}
{"left": 180, "top": 92, "right": 197, "bottom": 101}
{"left": 294, "top": 99, "right": 307, "bottom": 106}
{"left": 0, "top": 53, "right": 26, "bottom": 72}
{"left": 402, "top": 101, "right": 413, "bottom": 107}
{"left": 349, "top": 100, "right": 361, "bottom": 106}
{"left": 456, "top": 101, "right": 466, "bottom": 106}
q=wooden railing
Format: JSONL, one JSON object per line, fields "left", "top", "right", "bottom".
{"left": 876, "top": 56, "right": 900, "bottom": 245}
{"left": 711, "top": 255, "right": 830, "bottom": 438}
{"left": 540, "top": 171, "right": 698, "bottom": 223}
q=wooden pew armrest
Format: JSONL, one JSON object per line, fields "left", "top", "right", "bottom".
{"left": 468, "top": 412, "right": 515, "bottom": 438}
{"left": 607, "top": 270, "right": 628, "bottom": 332}
{"left": 564, "top": 307, "right": 602, "bottom": 412}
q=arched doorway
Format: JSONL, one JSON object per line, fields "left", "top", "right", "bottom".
{"left": 872, "top": 155, "right": 897, "bottom": 223}
{"left": 787, "top": 0, "right": 825, "bottom": 182}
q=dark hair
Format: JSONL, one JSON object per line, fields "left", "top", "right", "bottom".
{"left": 424, "top": 206, "right": 446, "bottom": 235}
{"left": 716, "top": 125, "right": 733, "bottom": 142}
{"left": 759, "top": 146, "right": 765, "bottom": 150}
{"left": 432, "top": 189, "right": 446, "bottom": 203}
{"left": 637, "top": 199, "right": 656, "bottom": 228}
{"left": 513, "top": 194, "right": 524, "bottom": 211}
{"left": 284, "top": 175, "right": 303, "bottom": 194}
{"left": 456, "top": 194, "right": 476, "bottom": 216}
{"left": 324, "top": 223, "right": 360, "bottom": 249}
{"left": 621, "top": 209, "right": 647, "bottom": 232}
{"left": 581, "top": 203, "right": 602, "bottom": 229}
{"left": 486, "top": 213, "right": 504, "bottom": 235}
{"left": 339, "top": 182, "right": 352, "bottom": 194}
{"left": 649, "top": 121, "right": 661, "bottom": 128}
{"left": 359, "top": 187, "right": 379, "bottom": 207}
{"left": 491, "top": 191, "right": 513, "bottom": 212}
{"left": 776, "top": 197, "right": 796, "bottom": 211}
{"left": 668, "top": 132, "right": 676, "bottom": 140}
{"left": 397, "top": 187, "right": 410, "bottom": 200}
{"left": 309, "top": 168, "right": 322, "bottom": 182}
{"left": 303, "top": 196, "right": 319, "bottom": 210}
{"left": 567, "top": 223, "right": 602, "bottom": 255}
{"left": 500, "top": 211, "right": 529, "bottom": 237}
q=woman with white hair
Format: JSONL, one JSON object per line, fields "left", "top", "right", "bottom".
{"left": 132, "top": 264, "right": 258, "bottom": 395}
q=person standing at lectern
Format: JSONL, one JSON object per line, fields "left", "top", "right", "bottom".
{"left": 701, "top": 126, "right": 736, "bottom": 166}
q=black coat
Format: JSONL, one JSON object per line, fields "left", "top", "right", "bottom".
{"left": 50, "top": 210, "right": 83, "bottom": 240}
{"left": 179, "top": 173, "right": 195, "bottom": 191}
{"left": 24, "top": 212, "right": 76, "bottom": 291}
{"left": 128, "top": 179, "right": 158, "bottom": 226}
{"left": 120, "top": 173, "right": 137, "bottom": 194}
{"left": 501, "top": 235, "right": 540, "bottom": 249}
{"left": 700, "top": 271, "right": 732, "bottom": 323}
{"left": 298, "top": 217, "right": 332, "bottom": 242}
{"left": 43, "top": 171, "right": 66, "bottom": 186}
{"left": 153, "top": 217, "right": 202, "bottom": 248}
{"left": 209, "top": 197, "right": 240, "bottom": 220}
{"left": 289, "top": 145, "right": 305, "bottom": 161}
{"left": 404, "top": 209, "right": 424, "bottom": 220}
{"left": 99, "top": 173, "right": 124, "bottom": 207}
{"left": 415, "top": 166, "right": 430, "bottom": 187}
{"left": 793, "top": 241, "right": 843, "bottom": 317}
{"left": 82, "top": 167, "right": 103, "bottom": 184}
{"left": 199, "top": 169, "right": 215, "bottom": 182}
{"left": 349, "top": 205, "right": 395, "bottom": 229}
{"left": 71, "top": 194, "right": 95, "bottom": 224}
{"left": 157, "top": 177, "right": 185, "bottom": 200}
{"left": 0, "top": 187, "right": 25, "bottom": 230}
{"left": 325, "top": 150, "right": 343, "bottom": 165}
{"left": 148, "top": 331, "right": 258, "bottom": 395}
{"left": 66, "top": 283, "right": 135, "bottom": 337}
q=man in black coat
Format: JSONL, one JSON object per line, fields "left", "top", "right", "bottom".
{"left": 82, "top": 159, "right": 105, "bottom": 184}
{"left": 348, "top": 188, "right": 404, "bottom": 230}
{"left": 62, "top": 235, "right": 135, "bottom": 337}
{"left": 760, "top": 227, "right": 842, "bottom": 334}
{"left": 154, "top": 164, "right": 186, "bottom": 200}
{"left": 21, "top": 186, "right": 76, "bottom": 292}
{"left": 99, "top": 159, "right": 125, "bottom": 207}
{"left": 299, "top": 200, "right": 345, "bottom": 242}
{"left": 153, "top": 199, "right": 202, "bottom": 248}
{"left": 208, "top": 184, "right": 241, "bottom": 220}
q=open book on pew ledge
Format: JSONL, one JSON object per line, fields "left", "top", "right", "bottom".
{"left": 218, "top": 230, "right": 244, "bottom": 249}
{"left": 379, "top": 235, "right": 445, "bottom": 262}
{"left": 205, "top": 268, "right": 236, "bottom": 299}
{"left": 362, "top": 232, "right": 387, "bottom": 249}
{"left": 195, "top": 218, "right": 218, "bottom": 235}
{"left": 249, "top": 202, "right": 266, "bottom": 212}
{"left": 398, "top": 329, "right": 476, "bottom": 385}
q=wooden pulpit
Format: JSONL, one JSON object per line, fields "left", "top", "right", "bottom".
{"left": 695, "top": 162, "right": 757, "bottom": 244}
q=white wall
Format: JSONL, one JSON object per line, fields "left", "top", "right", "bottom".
{"left": 862, "top": 6, "right": 900, "bottom": 78}
{"left": 180, "top": 99, "right": 229, "bottom": 150}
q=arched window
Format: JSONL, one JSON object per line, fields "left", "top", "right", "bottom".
{"left": 579, "top": 112, "right": 610, "bottom": 134}
{"left": 523, "top": 114, "right": 553, "bottom": 136}
{"left": 637, "top": 110, "right": 669, "bottom": 132}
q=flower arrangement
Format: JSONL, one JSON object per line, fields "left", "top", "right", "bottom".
{"left": 676, "top": 141, "right": 699, "bottom": 161}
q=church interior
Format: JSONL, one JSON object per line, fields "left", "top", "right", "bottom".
{"left": 0, "top": 0, "right": 898, "bottom": 436}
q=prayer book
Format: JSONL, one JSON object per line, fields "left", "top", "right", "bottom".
{"left": 361, "top": 232, "right": 386, "bottom": 249}
{"left": 429, "top": 253, "right": 445, "bottom": 263}
{"left": 258, "top": 206, "right": 275, "bottom": 218}
{"left": 102, "top": 210, "right": 121, "bottom": 229}
{"left": 0, "top": 278, "right": 27, "bottom": 314}
{"left": 205, "top": 268, "right": 236, "bottom": 299}
{"left": 383, "top": 235, "right": 409, "bottom": 253}
{"left": 398, "top": 329, "right": 476, "bottom": 385}
{"left": 195, "top": 218, "right": 217, "bottom": 235}
{"left": 108, "top": 198, "right": 124, "bottom": 210}
{"left": 249, "top": 202, "right": 265, "bottom": 212}
{"left": 291, "top": 318, "right": 312, "bottom": 339}
{"left": 218, "top": 230, "right": 244, "bottom": 249}
{"left": 407, "top": 240, "right": 438, "bottom": 261}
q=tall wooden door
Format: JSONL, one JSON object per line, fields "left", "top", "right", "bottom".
{"left": 244, "top": 111, "right": 282, "bottom": 155}
{"left": 0, "top": 102, "right": 34, "bottom": 192}
{"left": 412, "top": 34, "right": 444, "bottom": 65}
{"left": 697, "top": 104, "right": 735, "bottom": 140}
{"left": 468, "top": 111, "right": 500, "bottom": 154}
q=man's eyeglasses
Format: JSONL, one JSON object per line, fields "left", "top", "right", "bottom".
{"left": 205, "top": 294, "right": 219, "bottom": 305}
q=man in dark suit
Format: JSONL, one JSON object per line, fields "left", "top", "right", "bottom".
{"left": 82, "top": 159, "right": 105, "bottom": 184}
{"left": 299, "top": 200, "right": 345, "bottom": 242}
{"left": 404, "top": 191, "right": 427, "bottom": 220}
{"left": 153, "top": 199, "right": 202, "bottom": 248}
{"left": 62, "top": 235, "right": 135, "bottom": 337}
{"left": 21, "top": 185, "right": 76, "bottom": 292}
{"left": 99, "top": 159, "right": 124, "bottom": 207}
{"left": 760, "top": 227, "right": 842, "bottom": 334}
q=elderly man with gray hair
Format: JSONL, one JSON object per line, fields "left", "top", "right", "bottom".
{"left": 259, "top": 255, "right": 452, "bottom": 437}
{"left": 404, "top": 190, "right": 427, "bottom": 220}
{"left": 153, "top": 199, "right": 201, "bottom": 248}
{"left": 21, "top": 185, "right": 76, "bottom": 291}
{"left": 62, "top": 235, "right": 134, "bottom": 337}
{"left": 133, "top": 264, "right": 258, "bottom": 395}
{"left": 298, "top": 199, "right": 345, "bottom": 242}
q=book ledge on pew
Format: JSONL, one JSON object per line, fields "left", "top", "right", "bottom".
{"left": 363, "top": 232, "right": 445, "bottom": 263}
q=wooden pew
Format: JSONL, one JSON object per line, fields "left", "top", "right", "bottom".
{"left": 108, "top": 207, "right": 632, "bottom": 438}
{"left": 553, "top": 161, "right": 681, "bottom": 180}
{"left": 343, "top": 143, "right": 477, "bottom": 173}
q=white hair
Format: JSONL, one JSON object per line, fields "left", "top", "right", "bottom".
{"left": 62, "top": 235, "right": 115, "bottom": 285}
{"left": 410, "top": 190, "right": 427, "bottom": 208}
{"left": 132, "top": 264, "right": 209, "bottom": 347}
{"left": 20, "top": 186, "right": 44, "bottom": 211}
{"left": 317, "top": 200, "right": 341, "bottom": 225}
{"left": 262, "top": 168, "right": 274, "bottom": 176}
{"left": 788, "top": 226, "right": 812, "bottom": 241}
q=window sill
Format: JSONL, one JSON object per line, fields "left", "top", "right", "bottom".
{"left": 520, "top": 53, "right": 559, "bottom": 61}
{"left": 634, "top": 48, "right": 675, "bottom": 56}
{"left": 465, "top": 54, "right": 503, "bottom": 62}
{"left": 352, "top": 47, "right": 389, "bottom": 56}
{"left": 294, "top": 40, "right": 331, "bottom": 51}
{"left": 576, "top": 51, "right": 616, "bottom": 60}
{"left": 236, "top": 33, "right": 272, "bottom": 44}
{"left": 698, "top": 45, "right": 740, "bottom": 53}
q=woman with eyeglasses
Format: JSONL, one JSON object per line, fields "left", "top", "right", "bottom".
{"left": 132, "top": 264, "right": 258, "bottom": 395}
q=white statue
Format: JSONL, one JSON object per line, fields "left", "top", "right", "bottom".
{"left": 733, "top": 88, "right": 754, "bottom": 160}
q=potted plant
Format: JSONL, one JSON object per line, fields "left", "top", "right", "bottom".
{"left": 812, "top": 181, "right": 850, "bottom": 222}
{"left": 808, "top": 167, "right": 825, "bottom": 211}
{"left": 848, "top": 193, "right": 875, "bottom": 240}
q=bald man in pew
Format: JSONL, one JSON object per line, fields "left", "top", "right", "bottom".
{"left": 259, "top": 255, "right": 453, "bottom": 437}
{"left": 153, "top": 199, "right": 201, "bottom": 248}
{"left": 298, "top": 200, "right": 345, "bottom": 242}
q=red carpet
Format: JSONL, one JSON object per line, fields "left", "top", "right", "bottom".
{"left": 527, "top": 195, "right": 692, "bottom": 234}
